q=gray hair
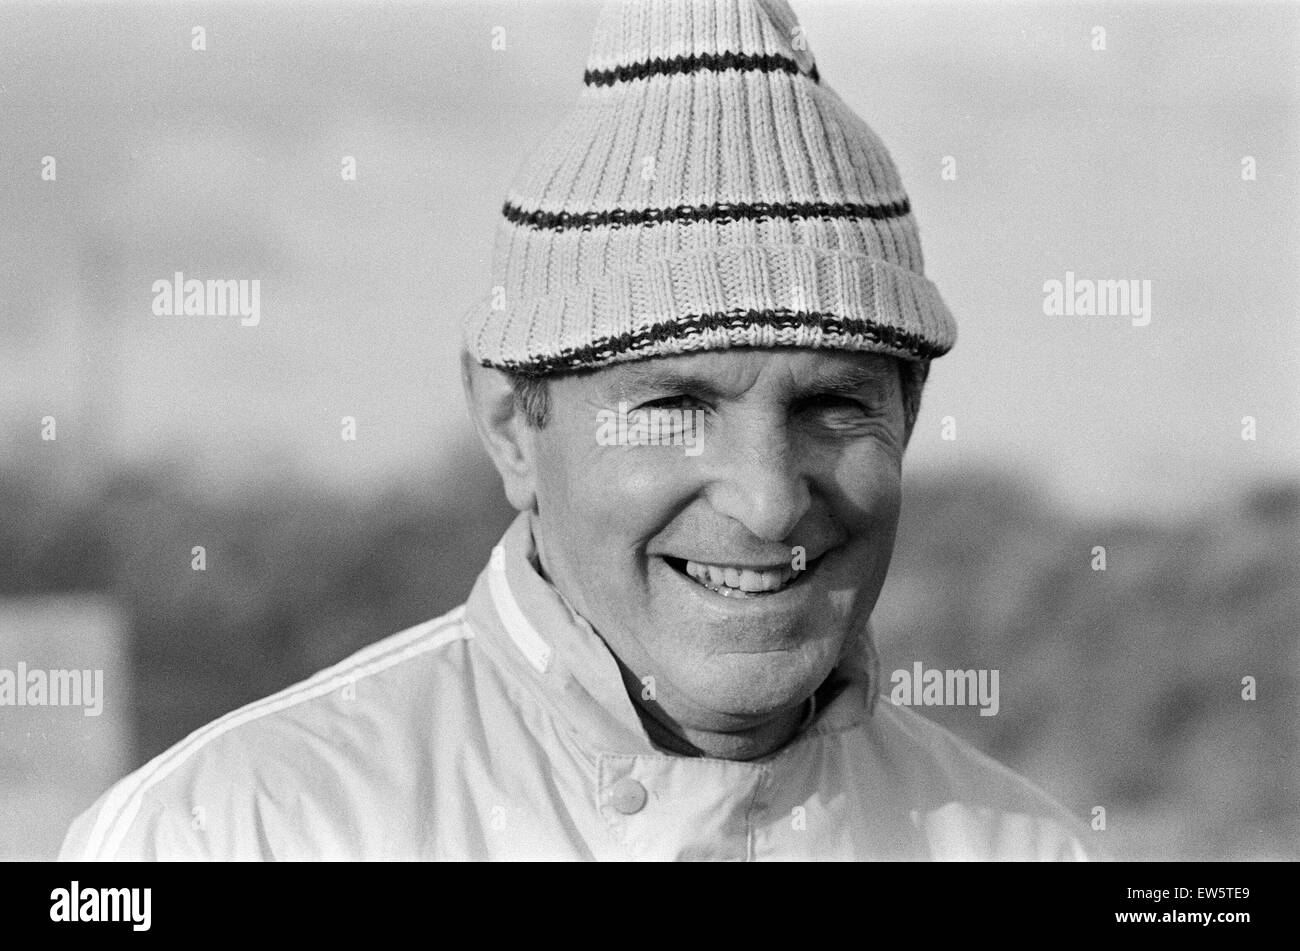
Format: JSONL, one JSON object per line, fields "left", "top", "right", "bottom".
{"left": 508, "top": 356, "right": 930, "bottom": 444}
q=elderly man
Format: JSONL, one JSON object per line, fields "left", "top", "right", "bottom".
{"left": 63, "top": 0, "right": 1092, "bottom": 861}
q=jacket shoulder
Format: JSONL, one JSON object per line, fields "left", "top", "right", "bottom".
{"left": 871, "top": 700, "right": 1101, "bottom": 860}
{"left": 60, "top": 606, "right": 473, "bottom": 861}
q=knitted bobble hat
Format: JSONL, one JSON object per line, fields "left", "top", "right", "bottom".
{"left": 464, "top": 0, "right": 956, "bottom": 376}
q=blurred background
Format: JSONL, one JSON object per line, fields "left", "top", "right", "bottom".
{"left": 1, "top": 0, "right": 1296, "bottom": 860}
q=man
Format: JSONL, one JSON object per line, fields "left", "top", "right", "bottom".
{"left": 62, "top": 0, "right": 1092, "bottom": 861}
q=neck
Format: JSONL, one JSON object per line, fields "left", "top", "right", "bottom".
{"left": 615, "top": 662, "right": 811, "bottom": 761}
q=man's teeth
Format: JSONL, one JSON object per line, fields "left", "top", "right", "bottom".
{"left": 683, "top": 559, "right": 798, "bottom": 595}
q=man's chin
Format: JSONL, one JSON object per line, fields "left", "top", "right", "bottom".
{"left": 675, "top": 649, "right": 835, "bottom": 722}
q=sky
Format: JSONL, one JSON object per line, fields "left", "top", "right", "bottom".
{"left": 1, "top": 0, "right": 1297, "bottom": 516}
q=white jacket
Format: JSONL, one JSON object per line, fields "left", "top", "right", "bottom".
{"left": 62, "top": 513, "right": 1094, "bottom": 861}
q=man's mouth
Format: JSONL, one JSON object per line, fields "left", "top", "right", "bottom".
{"left": 663, "top": 556, "right": 819, "bottom": 598}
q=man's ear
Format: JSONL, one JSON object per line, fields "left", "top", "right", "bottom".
{"left": 460, "top": 350, "right": 538, "bottom": 513}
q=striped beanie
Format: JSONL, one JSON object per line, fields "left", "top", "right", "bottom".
{"left": 464, "top": 0, "right": 956, "bottom": 377}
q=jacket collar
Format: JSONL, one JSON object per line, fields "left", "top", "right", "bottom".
{"left": 465, "top": 511, "right": 879, "bottom": 760}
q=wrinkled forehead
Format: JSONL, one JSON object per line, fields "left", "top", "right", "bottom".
{"left": 579, "top": 349, "right": 903, "bottom": 402}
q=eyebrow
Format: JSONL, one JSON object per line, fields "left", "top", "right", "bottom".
{"left": 805, "top": 365, "right": 894, "bottom": 397}
{"left": 603, "top": 361, "right": 894, "bottom": 401}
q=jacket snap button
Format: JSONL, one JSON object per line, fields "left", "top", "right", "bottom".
{"left": 610, "top": 778, "right": 648, "bottom": 815}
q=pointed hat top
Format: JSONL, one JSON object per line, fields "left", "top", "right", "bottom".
{"left": 585, "top": 0, "right": 818, "bottom": 84}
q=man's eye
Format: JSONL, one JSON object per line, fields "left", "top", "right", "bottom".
{"left": 639, "top": 395, "right": 705, "bottom": 412}
{"left": 804, "top": 395, "right": 876, "bottom": 415}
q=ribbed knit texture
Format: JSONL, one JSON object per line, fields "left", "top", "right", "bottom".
{"left": 465, "top": 0, "right": 956, "bottom": 376}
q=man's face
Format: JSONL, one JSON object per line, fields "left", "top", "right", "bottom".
{"left": 527, "top": 348, "right": 907, "bottom": 735}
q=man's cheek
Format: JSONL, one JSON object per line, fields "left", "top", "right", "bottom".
{"left": 610, "top": 448, "right": 685, "bottom": 491}
{"left": 858, "top": 462, "right": 903, "bottom": 521}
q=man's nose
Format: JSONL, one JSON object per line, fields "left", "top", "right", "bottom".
{"left": 702, "top": 424, "right": 811, "bottom": 543}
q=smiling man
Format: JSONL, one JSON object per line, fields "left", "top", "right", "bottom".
{"left": 474, "top": 350, "right": 911, "bottom": 765}
{"left": 62, "top": 0, "right": 1092, "bottom": 861}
